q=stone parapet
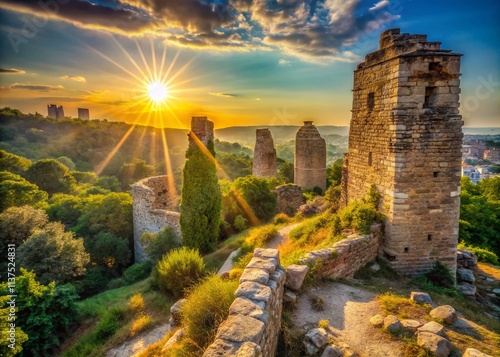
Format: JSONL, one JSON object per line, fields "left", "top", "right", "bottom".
{"left": 203, "top": 248, "right": 286, "bottom": 357}
{"left": 300, "top": 224, "right": 382, "bottom": 279}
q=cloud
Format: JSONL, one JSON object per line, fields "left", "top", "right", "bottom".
{"left": 279, "top": 59, "right": 290, "bottom": 65}
{"left": 8, "top": 83, "right": 64, "bottom": 91}
{"left": 60, "top": 75, "right": 86, "bottom": 82}
{"left": 208, "top": 92, "right": 238, "bottom": 98}
{"left": 1, "top": 0, "right": 400, "bottom": 62}
{"left": 369, "top": 0, "right": 389, "bottom": 11}
{"left": 0, "top": 68, "right": 26, "bottom": 74}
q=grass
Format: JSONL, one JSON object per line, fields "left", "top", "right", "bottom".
{"left": 62, "top": 278, "right": 172, "bottom": 357}
{"left": 377, "top": 292, "right": 432, "bottom": 320}
{"left": 203, "top": 229, "right": 249, "bottom": 272}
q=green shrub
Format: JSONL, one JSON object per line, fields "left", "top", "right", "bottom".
{"left": 94, "top": 307, "right": 127, "bottom": 342}
{"left": 156, "top": 247, "right": 205, "bottom": 298}
{"left": 339, "top": 201, "right": 382, "bottom": 234}
{"left": 233, "top": 215, "right": 248, "bottom": 232}
{"left": 424, "top": 261, "right": 455, "bottom": 289}
{"left": 181, "top": 275, "right": 239, "bottom": 349}
{"left": 140, "top": 227, "right": 180, "bottom": 263}
{"left": 458, "top": 243, "right": 499, "bottom": 265}
{"left": 107, "top": 278, "right": 125, "bottom": 290}
{"left": 237, "top": 225, "right": 278, "bottom": 259}
{"left": 273, "top": 213, "right": 290, "bottom": 225}
{"left": 123, "top": 261, "right": 154, "bottom": 284}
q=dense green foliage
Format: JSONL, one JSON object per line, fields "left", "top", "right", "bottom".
{"left": 140, "top": 227, "right": 180, "bottom": 263}
{"left": 18, "top": 222, "right": 90, "bottom": 285}
{"left": 155, "top": 247, "right": 206, "bottom": 298}
{"left": 424, "top": 261, "right": 455, "bottom": 288}
{"left": 459, "top": 177, "right": 500, "bottom": 257}
{"left": 25, "top": 159, "right": 76, "bottom": 195}
{"left": 0, "top": 269, "right": 79, "bottom": 355}
{"left": 117, "top": 158, "right": 156, "bottom": 190}
{"left": 327, "top": 158, "right": 343, "bottom": 187}
{"left": 179, "top": 275, "right": 239, "bottom": 350}
{"left": 0, "top": 171, "right": 48, "bottom": 211}
{"left": 458, "top": 243, "right": 499, "bottom": 265}
{"left": 85, "top": 231, "right": 131, "bottom": 276}
{"left": 180, "top": 143, "right": 222, "bottom": 253}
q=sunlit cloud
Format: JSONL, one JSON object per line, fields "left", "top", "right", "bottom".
{"left": 60, "top": 75, "right": 87, "bottom": 82}
{"left": 0, "top": 68, "right": 26, "bottom": 74}
{"left": 369, "top": 0, "right": 390, "bottom": 11}
{"left": 278, "top": 59, "right": 290, "bottom": 65}
{"left": 208, "top": 92, "right": 238, "bottom": 98}
{"left": 7, "top": 83, "right": 64, "bottom": 91}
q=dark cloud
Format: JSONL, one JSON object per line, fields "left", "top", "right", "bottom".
{"left": 208, "top": 92, "right": 238, "bottom": 97}
{"left": 8, "top": 83, "right": 63, "bottom": 91}
{"left": 0, "top": 68, "right": 26, "bottom": 74}
{"left": 0, "top": 0, "right": 154, "bottom": 33}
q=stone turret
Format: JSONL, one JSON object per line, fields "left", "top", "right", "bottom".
{"left": 342, "top": 28, "right": 463, "bottom": 276}
{"left": 294, "top": 121, "right": 326, "bottom": 191}
{"left": 190, "top": 116, "right": 214, "bottom": 149}
{"left": 253, "top": 129, "right": 277, "bottom": 178}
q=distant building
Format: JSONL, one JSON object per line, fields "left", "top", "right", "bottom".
{"left": 462, "top": 163, "right": 481, "bottom": 184}
{"left": 47, "top": 104, "right": 64, "bottom": 119}
{"left": 78, "top": 108, "right": 90, "bottom": 120}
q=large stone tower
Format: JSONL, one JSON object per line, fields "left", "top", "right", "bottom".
{"left": 294, "top": 121, "right": 326, "bottom": 191}
{"left": 253, "top": 129, "right": 277, "bottom": 178}
{"left": 343, "top": 29, "right": 463, "bottom": 275}
{"left": 190, "top": 116, "right": 214, "bottom": 149}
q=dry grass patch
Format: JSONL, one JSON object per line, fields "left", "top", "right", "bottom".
{"left": 377, "top": 292, "right": 432, "bottom": 320}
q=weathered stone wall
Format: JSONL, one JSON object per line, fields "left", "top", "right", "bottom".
{"left": 203, "top": 248, "right": 286, "bottom": 357}
{"left": 343, "top": 28, "right": 463, "bottom": 275}
{"left": 299, "top": 225, "right": 382, "bottom": 279}
{"left": 131, "top": 176, "right": 180, "bottom": 262}
{"left": 190, "top": 116, "right": 214, "bottom": 149}
{"left": 253, "top": 129, "right": 277, "bottom": 178}
{"left": 294, "top": 121, "right": 327, "bottom": 191}
{"left": 274, "top": 184, "right": 304, "bottom": 216}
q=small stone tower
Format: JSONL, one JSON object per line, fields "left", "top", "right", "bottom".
{"left": 343, "top": 28, "right": 463, "bottom": 275}
{"left": 190, "top": 116, "right": 214, "bottom": 149}
{"left": 253, "top": 129, "right": 277, "bottom": 178}
{"left": 294, "top": 121, "right": 326, "bottom": 191}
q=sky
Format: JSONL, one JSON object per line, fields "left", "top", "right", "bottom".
{"left": 0, "top": 0, "right": 499, "bottom": 129}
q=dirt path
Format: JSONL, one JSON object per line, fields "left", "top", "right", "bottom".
{"left": 292, "top": 282, "right": 404, "bottom": 357}
{"left": 267, "top": 222, "right": 300, "bottom": 249}
{"left": 105, "top": 323, "right": 171, "bottom": 357}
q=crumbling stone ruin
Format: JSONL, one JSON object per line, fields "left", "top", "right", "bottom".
{"left": 274, "top": 184, "right": 303, "bottom": 216}
{"left": 131, "top": 176, "right": 180, "bottom": 262}
{"left": 294, "top": 121, "right": 326, "bottom": 192}
{"left": 252, "top": 129, "right": 277, "bottom": 178}
{"left": 341, "top": 28, "right": 463, "bottom": 275}
{"left": 190, "top": 116, "right": 214, "bottom": 148}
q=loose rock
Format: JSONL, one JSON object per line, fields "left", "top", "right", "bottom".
{"left": 457, "top": 282, "right": 477, "bottom": 296}
{"left": 286, "top": 264, "right": 309, "bottom": 291}
{"left": 321, "top": 344, "right": 343, "bottom": 357}
{"left": 383, "top": 315, "right": 402, "bottom": 333}
{"left": 410, "top": 291, "right": 433, "bottom": 305}
{"left": 369, "top": 314, "right": 384, "bottom": 328}
{"left": 401, "top": 319, "right": 422, "bottom": 332}
{"left": 169, "top": 299, "right": 187, "bottom": 328}
{"left": 417, "top": 321, "right": 445, "bottom": 337}
{"left": 417, "top": 331, "right": 452, "bottom": 357}
{"left": 457, "top": 269, "right": 476, "bottom": 284}
{"left": 462, "top": 348, "right": 493, "bottom": 357}
{"left": 430, "top": 305, "right": 458, "bottom": 324}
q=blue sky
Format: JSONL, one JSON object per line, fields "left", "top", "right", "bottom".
{"left": 0, "top": 0, "right": 498, "bottom": 128}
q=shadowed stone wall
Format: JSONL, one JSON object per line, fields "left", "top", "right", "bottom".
{"left": 274, "top": 184, "right": 304, "bottom": 216}
{"left": 300, "top": 225, "right": 382, "bottom": 279}
{"left": 253, "top": 129, "right": 277, "bottom": 178}
{"left": 131, "top": 176, "right": 180, "bottom": 262}
{"left": 342, "top": 28, "right": 463, "bottom": 275}
{"left": 294, "top": 121, "right": 326, "bottom": 191}
{"left": 203, "top": 248, "right": 286, "bottom": 357}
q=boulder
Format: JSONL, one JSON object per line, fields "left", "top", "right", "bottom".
{"left": 304, "top": 327, "right": 329, "bottom": 354}
{"left": 169, "top": 299, "right": 187, "bottom": 327}
{"left": 457, "top": 249, "right": 477, "bottom": 269}
{"left": 401, "top": 319, "right": 422, "bottom": 332}
{"left": 321, "top": 345, "right": 343, "bottom": 357}
{"left": 417, "top": 321, "right": 445, "bottom": 337}
{"left": 369, "top": 314, "right": 384, "bottom": 328}
{"left": 236, "top": 342, "right": 262, "bottom": 357}
{"left": 457, "top": 268, "right": 476, "bottom": 283}
{"left": 286, "top": 264, "right": 309, "bottom": 290}
{"left": 370, "top": 262, "right": 380, "bottom": 272}
{"left": 410, "top": 291, "right": 433, "bottom": 305}
{"left": 430, "top": 305, "right": 458, "bottom": 324}
{"left": 492, "top": 288, "right": 500, "bottom": 296}
{"left": 283, "top": 291, "right": 298, "bottom": 304}
{"left": 417, "top": 331, "right": 452, "bottom": 357}
{"left": 162, "top": 328, "right": 184, "bottom": 351}
{"left": 383, "top": 315, "right": 402, "bottom": 333}
{"left": 457, "top": 282, "right": 477, "bottom": 296}
{"left": 463, "top": 348, "right": 493, "bottom": 357}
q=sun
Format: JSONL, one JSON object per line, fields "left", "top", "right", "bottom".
{"left": 148, "top": 81, "right": 168, "bottom": 102}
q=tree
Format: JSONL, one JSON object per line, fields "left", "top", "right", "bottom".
{"left": 140, "top": 226, "right": 180, "bottom": 263}
{"left": 180, "top": 143, "right": 222, "bottom": 253}
{"left": 0, "top": 205, "right": 48, "bottom": 251}
{"left": 217, "top": 152, "right": 252, "bottom": 180}
{"left": 0, "top": 171, "right": 48, "bottom": 211}
{"left": 25, "top": 159, "right": 76, "bottom": 195}
{"left": 233, "top": 175, "right": 277, "bottom": 222}
{"left": 277, "top": 158, "right": 294, "bottom": 183}
{"left": 56, "top": 156, "right": 76, "bottom": 170}
{"left": 0, "top": 296, "right": 28, "bottom": 357}
{"left": 117, "top": 158, "right": 156, "bottom": 190}
{"left": 18, "top": 222, "right": 90, "bottom": 285}
{"left": 47, "top": 194, "right": 84, "bottom": 228}
{"left": 0, "top": 150, "right": 31, "bottom": 175}
{"left": 0, "top": 269, "right": 78, "bottom": 355}
{"left": 96, "top": 175, "right": 121, "bottom": 192}
{"left": 327, "top": 158, "right": 343, "bottom": 187}
{"left": 85, "top": 231, "right": 131, "bottom": 275}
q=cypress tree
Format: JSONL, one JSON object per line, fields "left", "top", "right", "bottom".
{"left": 180, "top": 140, "right": 222, "bottom": 253}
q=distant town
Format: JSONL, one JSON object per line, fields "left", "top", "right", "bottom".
{"left": 47, "top": 104, "right": 90, "bottom": 120}
{"left": 461, "top": 134, "right": 500, "bottom": 183}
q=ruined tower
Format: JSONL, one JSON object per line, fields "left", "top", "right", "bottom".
{"left": 343, "top": 29, "right": 463, "bottom": 275}
{"left": 294, "top": 121, "right": 327, "bottom": 191}
{"left": 190, "top": 116, "right": 214, "bottom": 149}
{"left": 131, "top": 176, "right": 180, "bottom": 262}
{"left": 253, "top": 129, "right": 277, "bottom": 178}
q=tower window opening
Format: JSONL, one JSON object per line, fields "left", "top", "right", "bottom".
{"left": 404, "top": 247, "right": 409, "bottom": 253}
{"left": 367, "top": 92, "right": 375, "bottom": 111}
{"left": 427, "top": 234, "right": 432, "bottom": 241}
{"left": 424, "top": 86, "right": 437, "bottom": 108}
{"left": 433, "top": 171, "right": 439, "bottom": 177}
{"left": 368, "top": 152, "right": 373, "bottom": 166}
{"left": 429, "top": 62, "right": 441, "bottom": 71}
